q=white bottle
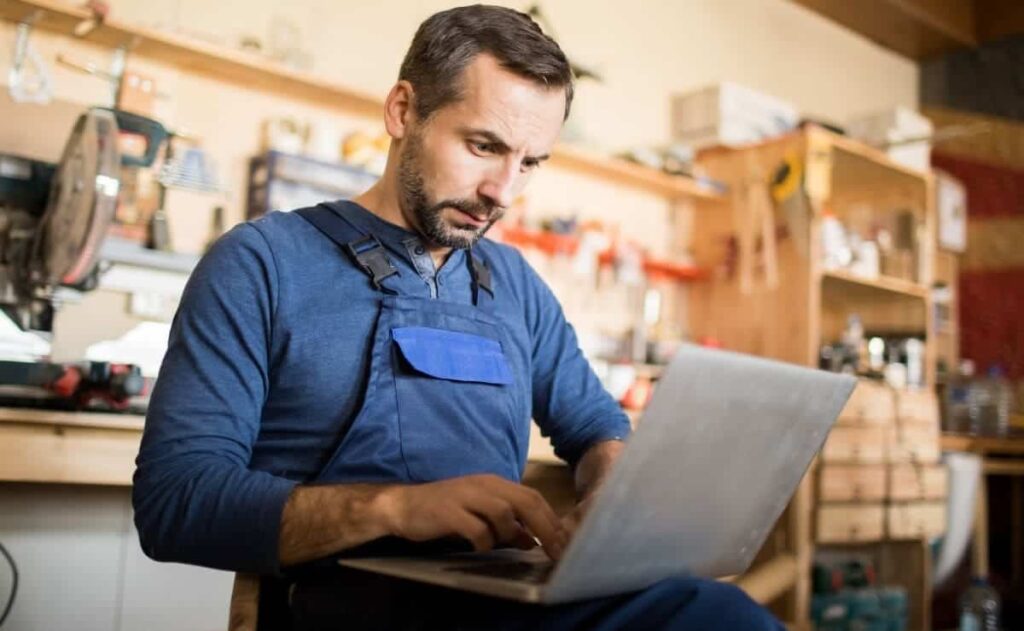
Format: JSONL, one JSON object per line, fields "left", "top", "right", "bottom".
{"left": 821, "top": 211, "right": 851, "bottom": 271}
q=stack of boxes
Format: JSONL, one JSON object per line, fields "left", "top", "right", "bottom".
{"left": 816, "top": 380, "right": 948, "bottom": 543}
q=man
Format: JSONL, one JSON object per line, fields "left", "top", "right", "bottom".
{"left": 134, "top": 5, "right": 782, "bottom": 629}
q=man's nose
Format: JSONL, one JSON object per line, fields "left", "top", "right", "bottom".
{"left": 478, "top": 158, "right": 519, "bottom": 210}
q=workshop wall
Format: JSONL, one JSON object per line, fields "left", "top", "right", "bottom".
{"left": 0, "top": 0, "right": 919, "bottom": 357}
{"left": 103, "top": 0, "right": 919, "bottom": 150}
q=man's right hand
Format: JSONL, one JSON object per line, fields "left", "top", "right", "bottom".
{"left": 377, "top": 474, "right": 569, "bottom": 560}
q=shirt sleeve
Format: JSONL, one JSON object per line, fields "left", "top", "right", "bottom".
{"left": 516, "top": 252, "right": 632, "bottom": 465}
{"left": 132, "top": 223, "right": 297, "bottom": 575}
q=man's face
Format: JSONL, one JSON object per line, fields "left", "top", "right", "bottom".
{"left": 397, "top": 54, "right": 566, "bottom": 250}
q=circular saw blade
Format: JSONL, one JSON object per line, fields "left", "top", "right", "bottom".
{"left": 32, "top": 108, "right": 120, "bottom": 288}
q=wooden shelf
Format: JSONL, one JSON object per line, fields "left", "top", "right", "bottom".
{"left": 1, "top": 0, "right": 724, "bottom": 203}
{"left": 549, "top": 144, "right": 724, "bottom": 201}
{"left": 941, "top": 433, "right": 1024, "bottom": 456}
{"left": 821, "top": 269, "right": 929, "bottom": 300}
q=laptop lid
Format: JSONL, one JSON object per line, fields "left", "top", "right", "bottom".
{"left": 542, "top": 345, "right": 855, "bottom": 603}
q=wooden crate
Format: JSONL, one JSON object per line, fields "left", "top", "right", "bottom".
{"left": 887, "top": 425, "right": 941, "bottom": 464}
{"left": 837, "top": 380, "right": 895, "bottom": 426}
{"left": 887, "top": 502, "right": 947, "bottom": 539}
{"left": 818, "top": 464, "right": 887, "bottom": 502}
{"left": 888, "top": 464, "right": 948, "bottom": 501}
{"left": 895, "top": 389, "right": 939, "bottom": 425}
{"left": 822, "top": 426, "right": 889, "bottom": 464}
{"left": 817, "top": 503, "right": 886, "bottom": 543}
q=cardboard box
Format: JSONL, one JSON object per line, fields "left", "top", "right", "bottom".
{"left": 671, "top": 82, "right": 798, "bottom": 148}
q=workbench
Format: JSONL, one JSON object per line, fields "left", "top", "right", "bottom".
{"left": 940, "top": 432, "right": 1024, "bottom": 583}
{"left": 0, "top": 407, "right": 145, "bottom": 486}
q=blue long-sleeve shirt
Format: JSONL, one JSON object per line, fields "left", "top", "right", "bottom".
{"left": 132, "top": 202, "right": 631, "bottom": 574}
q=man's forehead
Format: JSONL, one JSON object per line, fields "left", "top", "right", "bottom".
{"left": 440, "top": 55, "right": 565, "bottom": 152}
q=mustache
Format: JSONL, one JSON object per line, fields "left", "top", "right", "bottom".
{"left": 432, "top": 199, "right": 499, "bottom": 220}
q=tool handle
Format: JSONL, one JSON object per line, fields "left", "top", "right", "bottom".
{"left": 93, "top": 107, "right": 169, "bottom": 167}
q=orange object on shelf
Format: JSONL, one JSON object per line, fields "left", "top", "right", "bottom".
{"left": 621, "top": 376, "right": 654, "bottom": 410}
{"left": 497, "top": 224, "right": 704, "bottom": 283}
{"left": 498, "top": 225, "right": 580, "bottom": 256}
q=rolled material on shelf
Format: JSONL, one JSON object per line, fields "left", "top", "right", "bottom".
{"left": 933, "top": 451, "right": 982, "bottom": 586}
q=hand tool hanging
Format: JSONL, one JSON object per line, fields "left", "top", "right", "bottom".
{"left": 7, "top": 12, "right": 53, "bottom": 104}
{"left": 733, "top": 152, "right": 779, "bottom": 294}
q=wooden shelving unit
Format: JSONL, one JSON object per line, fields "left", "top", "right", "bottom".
{"left": 690, "top": 128, "right": 935, "bottom": 629}
{"left": 821, "top": 269, "right": 929, "bottom": 300}
{"left": 0, "top": 0, "right": 724, "bottom": 205}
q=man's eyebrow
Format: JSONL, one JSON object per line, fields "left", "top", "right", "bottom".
{"left": 460, "top": 127, "right": 550, "bottom": 162}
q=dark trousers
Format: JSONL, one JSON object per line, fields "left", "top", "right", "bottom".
{"left": 285, "top": 566, "right": 785, "bottom": 631}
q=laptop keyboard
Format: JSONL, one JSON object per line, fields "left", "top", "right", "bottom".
{"left": 444, "top": 561, "right": 555, "bottom": 583}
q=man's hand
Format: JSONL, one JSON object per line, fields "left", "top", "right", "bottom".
{"left": 562, "top": 439, "right": 626, "bottom": 538}
{"left": 378, "top": 474, "right": 569, "bottom": 560}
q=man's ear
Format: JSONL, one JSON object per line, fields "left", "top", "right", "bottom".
{"left": 384, "top": 80, "right": 416, "bottom": 140}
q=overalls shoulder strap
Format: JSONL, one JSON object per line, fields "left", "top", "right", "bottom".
{"left": 295, "top": 203, "right": 399, "bottom": 291}
{"left": 467, "top": 245, "right": 495, "bottom": 308}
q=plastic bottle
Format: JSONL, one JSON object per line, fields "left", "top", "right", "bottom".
{"left": 967, "top": 365, "right": 993, "bottom": 436}
{"left": 959, "top": 576, "right": 1000, "bottom": 631}
{"left": 945, "top": 360, "right": 975, "bottom": 433}
{"left": 984, "top": 365, "right": 1012, "bottom": 437}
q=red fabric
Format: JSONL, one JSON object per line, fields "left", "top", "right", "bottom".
{"left": 932, "top": 152, "right": 1024, "bottom": 220}
{"left": 959, "top": 269, "right": 1024, "bottom": 379}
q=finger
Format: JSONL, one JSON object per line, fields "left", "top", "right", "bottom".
{"left": 510, "top": 526, "right": 538, "bottom": 550}
{"left": 473, "top": 476, "right": 567, "bottom": 559}
{"left": 503, "top": 486, "right": 568, "bottom": 560}
{"left": 466, "top": 496, "right": 523, "bottom": 546}
{"left": 450, "top": 509, "right": 496, "bottom": 552}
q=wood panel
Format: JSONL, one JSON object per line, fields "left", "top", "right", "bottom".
{"left": 819, "top": 465, "right": 888, "bottom": 502}
{"left": 889, "top": 464, "right": 949, "bottom": 500}
{"left": 975, "top": 0, "right": 1024, "bottom": 45}
{"left": 886, "top": 501, "right": 947, "bottom": 539}
{"left": 790, "top": 0, "right": 975, "bottom": 60}
{"left": 822, "top": 426, "right": 890, "bottom": 464}
{"left": 837, "top": 380, "right": 896, "bottom": 426}
{"left": 0, "top": 422, "right": 141, "bottom": 485}
{"left": 817, "top": 503, "right": 886, "bottom": 542}
{"left": 925, "top": 106, "right": 1024, "bottom": 170}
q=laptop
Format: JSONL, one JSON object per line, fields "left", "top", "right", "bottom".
{"left": 339, "top": 344, "right": 856, "bottom": 604}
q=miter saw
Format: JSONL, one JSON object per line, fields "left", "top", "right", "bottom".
{"left": 0, "top": 106, "right": 168, "bottom": 331}
{"left": 0, "top": 107, "right": 167, "bottom": 410}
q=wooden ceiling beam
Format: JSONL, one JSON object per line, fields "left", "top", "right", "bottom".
{"left": 790, "top": 0, "right": 977, "bottom": 60}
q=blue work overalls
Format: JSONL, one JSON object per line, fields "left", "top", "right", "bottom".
{"left": 276, "top": 203, "right": 783, "bottom": 631}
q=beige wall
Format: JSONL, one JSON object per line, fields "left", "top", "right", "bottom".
{"left": 0, "top": 0, "right": 918, "bottom": 355}
{"left": 105, "top": 0, "right": 919, "bottom": 150}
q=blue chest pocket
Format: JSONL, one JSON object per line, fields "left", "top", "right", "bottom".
{"left": 391, "top": 326, "right": 520, "bottom": 481}
{"left": 392, "top": 327, "right": 513, "bottom": 385}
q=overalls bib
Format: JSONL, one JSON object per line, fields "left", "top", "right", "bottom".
{"left": 295, "top": 202, "right": 531, "bottom": 485}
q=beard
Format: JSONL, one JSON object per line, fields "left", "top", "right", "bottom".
{"left": 397, "top": 131, "right": 504, "bottom": 250}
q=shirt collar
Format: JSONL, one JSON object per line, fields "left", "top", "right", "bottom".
{"left": 332, "top": 199, "right": 466, "bottom": 275}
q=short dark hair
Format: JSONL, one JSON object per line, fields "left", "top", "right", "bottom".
{"left": 398, "top": 5, "right": 574, "bottom": 122}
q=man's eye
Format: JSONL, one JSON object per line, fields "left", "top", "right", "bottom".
{"left": 522, "top": 160, "right": 541, "bottom": 172}
{"left": 471, "top": 142, "right": 494, "bottom": 154}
